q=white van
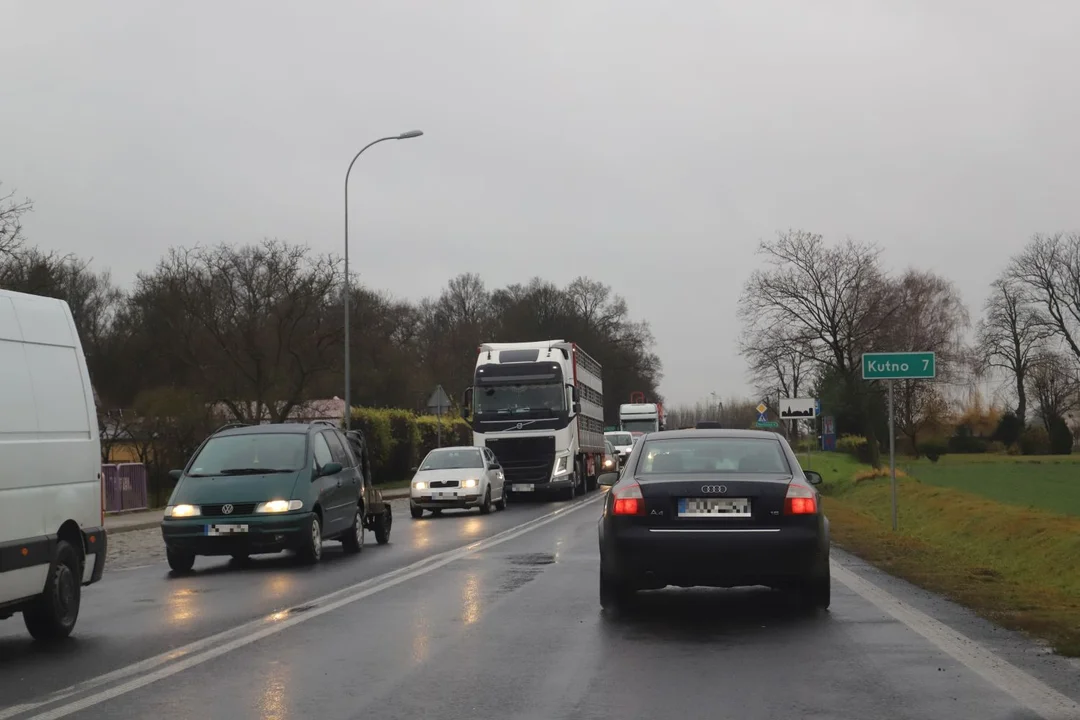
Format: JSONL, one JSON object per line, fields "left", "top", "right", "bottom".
{"left": 0, "top": 289, "right": 106, "bottom": 639}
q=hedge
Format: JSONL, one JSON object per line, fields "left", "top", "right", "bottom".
{"left": 349, "top": 408, "right": 472, "bottom": 484}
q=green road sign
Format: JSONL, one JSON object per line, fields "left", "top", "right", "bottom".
{"left": 755, "top": 420, "right": 779, "bottom": 428}
{"left": 862, "top": 352, "right": 936, "bottom": 380}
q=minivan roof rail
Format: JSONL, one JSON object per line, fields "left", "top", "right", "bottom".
{"left": 310, "top": 419, "right": 340, "bottom": 429}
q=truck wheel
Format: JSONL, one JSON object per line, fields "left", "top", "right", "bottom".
{"left": 167, "top": 547, "right": 196, "bottom": 574}
{"left": 373, "top": 504, "right": 392, "bottom": 544}
{"left": 23, "top": 540, "right": 82, "bottom": 640}
{"left": 563, "top": 473, "right": 577, "bottom": 501}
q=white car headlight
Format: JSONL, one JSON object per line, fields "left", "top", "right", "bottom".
{"left": 165, "top": 504, "right": 201, "bottom": 518}
{"left": 413, "top": 481, "right": 428, "bottom": 490}
{"left": 462, "top": 478, "right": 478, "bottom": 489}
{"left": 255, "top": 499, "right": 303, "bottom": 513}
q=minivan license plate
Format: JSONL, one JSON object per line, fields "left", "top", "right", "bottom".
{"left": 206, "top": 524, "right": 248, "bottom": 536}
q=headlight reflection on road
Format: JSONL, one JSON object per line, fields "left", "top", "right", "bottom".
{"left": 167, "top": 587, "right": 197, "bottom": 625}
{"left": 461, "top": 517, "right": 483, "bottom": 538}
{"left": 258, "top": 659, "right": 291, "bottom": 720}
{"left": 411, "top": 613, "right": 431, "bottom": 665}
{"left": 462, "top": 571, "right": 481, "bottom": 625}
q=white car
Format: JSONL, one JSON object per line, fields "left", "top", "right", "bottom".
{"left": 410, "top": 446, "right": 507, "bottom": 518}
{"left": 604, "top": 431, "right": 635, "bottom": 467}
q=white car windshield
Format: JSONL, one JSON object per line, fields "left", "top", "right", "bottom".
{"left": 606, "top": 433, "right": 633, "bottom": 446}
{"left": 419, "top": 448, "right": 484, "bottom": 470}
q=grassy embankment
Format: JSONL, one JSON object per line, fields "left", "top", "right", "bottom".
{"left": 806, "top": 451, "right": 1080, "bottom": 656}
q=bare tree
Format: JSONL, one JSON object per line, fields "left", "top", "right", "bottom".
{"left": 1007, "top": 232, "right": 1080, "bottom": 364}
{"left": 740, "top": 324, "right": 813, "bottom": 437}
{"left": 130, "top": 240, "right": 342, "bottom": 423}
{"left": 885, "top": 269, "right": 971, "bottom": 450}
{"left": 975, "top": 276, "right": 1051, "bottom": 425}
{"left": 739, "top": 230, "right": 901, "bottom": 463}
{"left": 1027, "top": 351, "right": 1079, "bottom": 432}
{"left": 0, "top": 184, "right": 33, "bottom": 259}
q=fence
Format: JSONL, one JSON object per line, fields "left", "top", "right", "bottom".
{"left": 102, "top": 463, "right": 150, "bottom": 513}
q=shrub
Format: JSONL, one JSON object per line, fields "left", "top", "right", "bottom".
{"left": 836, "top": 434, "right": 867, "bottom": 456}
{"left": 1048, "top": 416, "right": 1074, "bottom": 455}
{"left": 948, "top": 425, "right": 988, "bottom": 454}
{"left": 1006, "top": 442, "right": 1022, "bottom": 456}
{"left": 992, "top": 412, "right": 1024, "bottom": 447}
{"left": 985, "top": 440, "right": 1006, "bottom": 454}
{"left": 1019, "top": 426, "right": 1051, "bottom": 455}
{"left": 350, "top": 407, "right": 475, "bottom": 483}
{"left": 854, "top": 467, "right": 908, "bottom": 484}
{"left": 416, "top": 415, "right": 472, "bottom": 461}
{"left": 350, "top": 408, "right": 394, "bottom": 476}
{"left": 920, "top": 440, "right": 947, "bottom": 463}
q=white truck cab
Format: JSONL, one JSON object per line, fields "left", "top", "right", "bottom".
{"left": 0, "top": 289, "right": 106, "bottom": 640}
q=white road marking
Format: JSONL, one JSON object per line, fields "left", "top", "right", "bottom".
{"left": 2, "top": 496, "right": 602, "bottom": 720}
{"left": 832, "top": 560, "right": 1080, "bottom": 720}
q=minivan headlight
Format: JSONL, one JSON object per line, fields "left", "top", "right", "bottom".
{"left": 255, "top": 499, "right": 304, "bottom": 513}
{"left": 165, "top": 504, "right": 201, "bottom": 518}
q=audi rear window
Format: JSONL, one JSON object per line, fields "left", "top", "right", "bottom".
{"left": 635, "top": 437, "right": 791, "bottom": 475}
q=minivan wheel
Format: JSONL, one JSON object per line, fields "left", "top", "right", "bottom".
{"left": 23, "top": 540, "right": 82, "bottom": 640}
{"left": 167, "top": 547, "right": 196, "bottom": 574}
{"left": 296, "top": 514, "right": 323, "bottom": 565}
{"left": 342, "top": 508, "right": 364, "bottom": 554}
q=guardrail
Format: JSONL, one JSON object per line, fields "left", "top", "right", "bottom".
{"left": 102, "top": 463, "right": 149, "bottom": 513}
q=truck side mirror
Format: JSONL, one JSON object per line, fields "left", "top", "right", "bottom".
{"left": 572, "top": 386, "right": 580, "bottom": 402}
{"left": 573, "top": 402, "right": 581, "bottom": 414}
{"left": 461, "top": 387, "right": 473, "bottom": 418}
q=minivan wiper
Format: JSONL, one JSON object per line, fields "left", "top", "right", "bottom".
{"left": 217, "top": 467, "right": 293, "bottom": 475}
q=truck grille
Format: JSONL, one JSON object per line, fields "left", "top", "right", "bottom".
{"left": 485, "top": 436, "right": 557, "bottom": 484}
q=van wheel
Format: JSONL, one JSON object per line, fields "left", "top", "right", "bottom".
{"left": 296, "top": 514, "right": 323, "bottom": 565}
{"left": 167, "top": 548, "right": 196, "bottom": 573}
{"left": 341, "top": 507, "right": 364, "bottom": 554}
{"left": 23, "top": 540, "right": 82, "bottom": 641}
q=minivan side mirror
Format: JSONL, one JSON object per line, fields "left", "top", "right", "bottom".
{"left": 319, "top": 462, "right": 343, "bottom": 477}
{"left": 168, "top": 469, "right": 183, "bottom": 480}
{"left": 598, "top": 472, "right": 619, "bottom": 487}
{"left": 804, "top": 470, "right": 823, "bottom": 485}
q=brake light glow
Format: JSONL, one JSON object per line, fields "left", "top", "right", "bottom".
{"left": 784, "top": 481, "right": 818, "bottom": 515}
{"left": 612, "top": 483, "right": 644, "bottom": 516}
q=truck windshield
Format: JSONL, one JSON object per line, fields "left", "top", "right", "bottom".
{"left": 621, "top": 419, "right": 658, "bottom": 434}
{"left": 476, "top": 384, "right": 566, "bottom": 415}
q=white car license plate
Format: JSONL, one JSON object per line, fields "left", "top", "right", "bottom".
{"left": 677, "top": 498, "right": 751, "bottom": 518}
{"left": 433, "top": 491, "right": 456, "bottom": 500}
{"left": 511, "top": 484, "right": 534, "bottom": 492}
{"left": 205, "top": 524, "right": 249, "bottom": 536}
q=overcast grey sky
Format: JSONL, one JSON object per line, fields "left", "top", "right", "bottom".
{"left": 3, "top": 1, "right": 1079, "bottom": 405}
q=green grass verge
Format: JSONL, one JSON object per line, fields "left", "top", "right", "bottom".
{"left": 374, "top": 478, "right": 411, "bottom": 491}
{"left": 809, "top": 453, "right": 1080, "bottom": 657}
{"left": 893, "top": 454, "right": 1080, "bottom": 517}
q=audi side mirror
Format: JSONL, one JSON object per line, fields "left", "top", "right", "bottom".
{"left": 804, "top": 470, "right": 823, "bottom": 485}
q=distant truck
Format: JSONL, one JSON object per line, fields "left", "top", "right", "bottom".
{"left": 619, "top": 402, "right": 664, "bottom": 435}
{"left": 464, "top": 340, "right": 605, "bottom": 500}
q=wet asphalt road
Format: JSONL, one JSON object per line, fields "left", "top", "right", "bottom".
{"left": 1, "top": 490, "right": 1079, "bottom": 720}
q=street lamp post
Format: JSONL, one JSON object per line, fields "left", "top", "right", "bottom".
{"left": 343, "top": 130, "right": 423, "bottom": 429}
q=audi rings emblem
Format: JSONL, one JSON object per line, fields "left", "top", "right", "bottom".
{"left": 700, "top": 485, "right": 727, "bottom": 494}
{"left": 221, "top": 504, "right": 234, "bottom": 515}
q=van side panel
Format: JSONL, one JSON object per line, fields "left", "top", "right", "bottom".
{"left": 0, "top": 291, "right": 104, "bottom": 611}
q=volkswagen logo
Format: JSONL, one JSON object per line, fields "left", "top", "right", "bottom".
{"left": 700, "top": 485, "right": 727, "bottom": 494}
{"left": 221, "top": 504, "right": 234, "bottom": 515}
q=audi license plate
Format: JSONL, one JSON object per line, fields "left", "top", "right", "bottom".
{"left": 205, "top": 524, "right": 248, "bottom": 536}
{"left": 677, "top": 498, "right": 751, "bottom": 517}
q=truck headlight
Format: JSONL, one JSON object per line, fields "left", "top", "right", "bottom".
{"left": 165, "top": 504, "right": 201, "bottom": 518}
{"left": 462, "top": 478, "right": 479, "bottom": 489}
{"left": 555, "top": 456, "right": 568, "bottom": 473}
{"left": 256, "top": 499, "right": 303, "bottom": 513}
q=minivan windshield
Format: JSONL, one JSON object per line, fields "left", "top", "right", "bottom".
{"left": 188, "top": 433, "right": 307, "bottom": 476}
{"left": 637, "top": 437, "right": 790, "bottom": 476}
{"left": 419, "top": 448, "right": 484, "bottom": 470}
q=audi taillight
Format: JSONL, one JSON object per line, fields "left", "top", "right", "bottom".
{"left": 784, "top": 481, "right": 818, "bottom": 515}
{"left": 612, "top": 483, "right": 645, "bottom": 516}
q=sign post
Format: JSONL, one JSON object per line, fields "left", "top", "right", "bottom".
{"left": 862, "top": 352, "right": 936, "bottom": 531}
{"left": 426, "top": 385, "right": 452, "bottom": 448}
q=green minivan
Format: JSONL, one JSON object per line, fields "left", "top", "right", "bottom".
{"left": 160, "top": 421, "right": 370, "bottom": 572}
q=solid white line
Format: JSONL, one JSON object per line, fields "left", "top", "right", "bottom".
{"left": 3, "top": 496, "right": 602, "bottom": 720}
{"left": 648, "top": 528, "right": 780, "bottom": 533}
{"left": 832, "top": 561, "right": 1080, "bottom": 720}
